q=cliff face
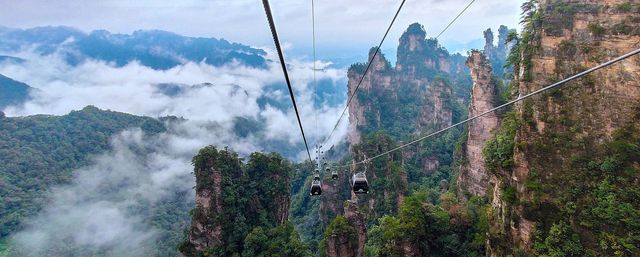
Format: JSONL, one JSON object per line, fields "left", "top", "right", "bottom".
{"left": 319, "top": 171, "right": 352, "bottom": 224}
{"left": 324, "top": 201, "right": 366, "bottom": 257}
{"left": 457, "top": 51, "right": 500, "bottom": 197}
{"left": 180, "top": 147, "right": 293, "bottom": 257}
{"left": 487, "top": 1, "right": 640, "bottom": 256}
{"left": 347, "top": 23, "right": 465, "bottom": 146}
{"left": 351, "top": 133, "right": 407, "bottom": 220}
{"left": 347, "top": 48, "right": 393, "bottom": 144}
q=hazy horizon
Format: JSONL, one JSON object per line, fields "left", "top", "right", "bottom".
{"left": 0, "top": 0, "right": 523, "bottom": 60}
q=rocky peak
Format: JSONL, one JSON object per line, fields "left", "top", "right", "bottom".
{"left": 368, "top": 47, "right": 391, "bottom": 72}
{"left": 396, "top": 22, "right": 452, "bottom": 76}
{"left": 482, "top": 26, "right": 512, "bottom": 78}
{"left": 497, "top": 25, "right": 510, "bottom": 53}
{"left": 347, "top": 23, "right": 461, "bottom": 146}
{"left": 484, "top": 28, "right": 495, "bottom": 52}
{"left": 398, "top": 23, "right": 427, "bottom": 54}
{"left": 180, "top": 147, "right": 292, "bottom": 257}
{"left": 346, "top": 49, "right": 393, "bottom": 144}
{"left": 457, "top": 50, "right": 499, "bottom": 197}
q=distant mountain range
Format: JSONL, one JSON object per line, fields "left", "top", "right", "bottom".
{"left": 0, "top": 26, "right": 267, "bottom": 70}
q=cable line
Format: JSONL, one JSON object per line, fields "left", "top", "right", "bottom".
{"left": 339, "top": 47, "right": 640, "bottom": 167}
{"left": 262, "top": 0, "right": 312, "bottom": 162}
{"left": 312, "top": 0, "right": 319, "bottom": 150}
{"left": 435, "top": 0, "right": 476, "bottom": 39}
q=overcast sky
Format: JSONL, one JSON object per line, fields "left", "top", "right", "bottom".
{"left": 1, "top": 0, "right": 523, "bottom": 59}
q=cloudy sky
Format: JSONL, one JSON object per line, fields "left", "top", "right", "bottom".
{"left": 1, "top": 0, "right": 523, "bottom": 58}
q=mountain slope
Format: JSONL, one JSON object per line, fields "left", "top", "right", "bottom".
{"left": 0, "top": 74, "right": 32, "bottom": 110}
{"left": 0, "top": 106, "right": 165, "bottom": 240}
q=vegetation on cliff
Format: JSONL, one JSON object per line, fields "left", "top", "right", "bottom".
{"left": 482, "top": 1, "right": 640, "bottom": 256}
{"left": 180, "top": 146, "right": 310, "bottom": 257}
{"left": 363, "top": 193, "right": 487, "bottom": 257}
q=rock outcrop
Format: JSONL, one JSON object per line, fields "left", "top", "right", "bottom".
{"left": 350, "top": 132, "right": 407, "bottom": 220}
{"left": 483, "top": 26, "right": 512, "bottom": 77}
{"left": 337, "top": 23, "right": 470, "bottom": 246}
{"left": 319, "top": 171, "right": 352, "bottom": 224}
{"left": 347, "top": 23, "right": 466, "bottom": 146}
{"left": 180, "top": 147, "right": 292, "bottom": 257}
{"left": 324, "top": 201, "right": 366, "bottom": 257}
{"left": 347, "top": 47, "right": 393, "bottom": 144}
{"left": 486, "top": 1, "right": 640, "bottom": 256}
{"left": 458, "top": 51, "right": 500, "bottom": 197}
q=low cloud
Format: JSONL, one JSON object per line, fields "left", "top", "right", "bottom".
{"left": 2, "top": 47, "right": 349, "bottom": 255}
{"left": 0, "top": 48, "right": 349, "bottom": 149}
{"left": 9, "top": 122, "right": 266, "bottom": 256}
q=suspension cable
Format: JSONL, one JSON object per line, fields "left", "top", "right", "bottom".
{"left": 312, "top": 0, "right": 318, "bottom": 148}
{"left": 337, "top": 47, "right": 640, "bottom": 167}
{"left": 262, "top": 0, "right": 312, "bottom": 162}
{"left": 435, "top": 0, "right": 476, "bottom": 39}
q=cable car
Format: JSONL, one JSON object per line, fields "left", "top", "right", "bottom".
{"left": 352, "top": 172, "right": 369, "bottom": 194}
{"left": 331, "top": 167, "right": 338, "bottom": 180}
{"left": 310, "top": 174, "right": 322, "bottom": 196}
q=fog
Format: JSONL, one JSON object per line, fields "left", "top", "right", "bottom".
{"left": 0, "top": 49, "right": 348, "bottom": 144}
{"left": 1, "top": 47, "right": 348, "bottom": 255}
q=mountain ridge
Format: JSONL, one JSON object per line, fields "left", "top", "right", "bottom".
{"left": 0, "top": 25, "right": 267, "bottom": 70}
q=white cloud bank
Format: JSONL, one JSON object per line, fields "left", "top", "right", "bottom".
{"left": 1, "top": 48, "right": 349, "bottom": 255}
{"left": 0, "top": 49, "right": 349, "bottom": 147}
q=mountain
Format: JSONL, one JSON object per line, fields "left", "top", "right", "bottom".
{"left": 346, "top": 23, "right": 469, "bottom": 145}
{"left": 457, "top": 50, "right": 502, "bottom": 198}
{"left": 0, "top": 74, "right": 33, "bottom": 110}
{"left": 179, "top": 146, "right": 310, "bottom": 257}
{"left": 0, "top": 106, "right": 165, "bottom": 241}
{"left": 339, "top": 22, "right": 470, "bottom": 222}
{"left": 0, "top": 26, "right": 267, "bottom": 70}
{"left": 478, "top": 1, "right": 640, "bottom": 256}
{"left": 482, "top": 25, "right": 513, "bottom": 79}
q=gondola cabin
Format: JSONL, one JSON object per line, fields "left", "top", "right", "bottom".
{"left": 310, "top": 175, "right": 322, "bottom": 196}
{"left": 352, "top": 172, "right": 369, "bottom": 194}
